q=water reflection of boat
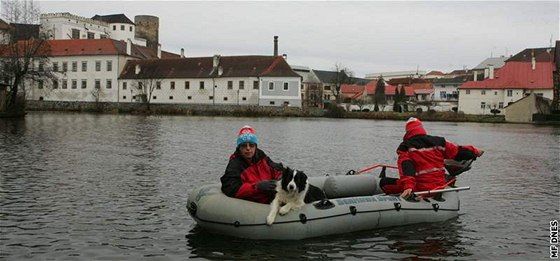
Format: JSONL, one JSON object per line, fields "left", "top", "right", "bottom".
{"left": 187, "top": 172, "right": 466, "bottom": 240}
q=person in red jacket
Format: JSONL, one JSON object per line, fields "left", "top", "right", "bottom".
{"left": 380, "top": 117, "right": 484, "bottom": 199}
{"left": 221, "top": 126, "right": 284, "bottom": 204}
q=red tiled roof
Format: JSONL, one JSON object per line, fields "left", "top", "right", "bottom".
{"left": 341, "top": 81, "right": 415, "bottom": 97}
{"left": 460, "top": 61, "right": 554, "bottom": 89}
{"left": 119, "top": 55, "right": 300, "bottom": 79}
{"left": 45, "top": 39, "right": 179, "bottom": 59}
{"left": 427, "top": 70, "right": 445, "bottom": 76}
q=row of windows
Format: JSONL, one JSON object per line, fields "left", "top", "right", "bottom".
{"left": 465, "top": 89, "right": 514, "bottom": 97}
{"left": 52, "top": 60, "right": 112, "bottom": 73}
{"left": 37, "top": 79, "right": 112, "bottom": 89}
{"left": 127, "top": 95, "right": 250, "bottom": 102}
{"left": 70, "top": 29, "right": 107, "bottom": 40}
{"left": 112, "top": 24, "right": 133, "bottom": 32}
{"left": 122, "top": 80, "right": 261, "bottom": 91}
{"left": 268, "top": 82, "right": 289, "bottom": 91}
{"left": 480, "top": 102, "right": 504, "bottom": 109}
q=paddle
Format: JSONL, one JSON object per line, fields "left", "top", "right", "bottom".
{"left": 345, "top": 164, "right": 398, "bottom": 176}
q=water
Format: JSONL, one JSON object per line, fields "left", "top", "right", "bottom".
{"left": 1, "top": 112, "right": 559, "bottom": 260}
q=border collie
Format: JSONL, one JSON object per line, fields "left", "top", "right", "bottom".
{"left": 266, "top": 167, "right": 326, "bottom": 226}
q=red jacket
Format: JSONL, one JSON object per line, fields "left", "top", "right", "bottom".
{"left": 220, "top": 148, "right": 283, "bottom": 203}
{"left": 397, "top": 126, "right": 481, "bottom": 192}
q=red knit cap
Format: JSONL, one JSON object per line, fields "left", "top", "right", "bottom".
{"left": 405, "top": 117, "right": 423, "bottom": 133}
{"left": 238, "top": 125, "right": 256, "bottom": 136}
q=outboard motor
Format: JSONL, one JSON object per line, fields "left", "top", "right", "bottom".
{"left": 444, "top": 158, "right": 475, "bottom": 182}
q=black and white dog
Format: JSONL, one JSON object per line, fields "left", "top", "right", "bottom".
{"left": 266, "top": 167, "right": 326, "bottom": 226}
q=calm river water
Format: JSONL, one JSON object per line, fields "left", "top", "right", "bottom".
{"left": 1, "top": 112, "right": 559, "bottom": 260}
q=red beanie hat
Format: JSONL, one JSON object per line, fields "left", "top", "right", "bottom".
{"left": 405, "top": 117, "right": 423, "bottom": 132}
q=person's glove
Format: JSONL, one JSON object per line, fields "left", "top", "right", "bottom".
{"left": 256, "top": 180, "right": 277, "bottom": 192}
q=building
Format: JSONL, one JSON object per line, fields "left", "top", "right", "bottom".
{"left": 365, "top": 70, "right": 427, "bottom": 80}
{"left": 458, "top": 47, "right": 555, "bottom": 115}
{"left": 291, "top": 65, "right": 322, "bottom": 107}
{"left": 26, "top": 39, "right": 178, "bottom": 103}
{"left": 504, "top": 93, "right": 552, "bottom": 122}
{"left": 0, "top": 19, "right": 11, "bottom": 43}
{"left": 119, "top": 55, "right": 302, "bottom": 107}
{"left": 40, "top": 13, "right": 152, "bottom": 47}
{"left": 471, "top": 56, "right": 508, "bottom": 81}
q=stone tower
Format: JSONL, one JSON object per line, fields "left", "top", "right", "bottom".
{"left": 134, "top": 15, "right": 159, "bottom": 50}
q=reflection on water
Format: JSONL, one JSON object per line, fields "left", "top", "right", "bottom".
{"left": 1, "top": 112, "right": 559, "bottom": 260}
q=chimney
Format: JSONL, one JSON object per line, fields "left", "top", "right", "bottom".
{"left": 135, "top": 64, "right": 141, "bottom": 75}
{"left": 488, "top": 65, "right": 494, "bottom": 80}
{"left": 180, "top": 48, "right": 184, "bottom": 58}
{"left": 213, "top": 54, "right": 220, "bottom": 68}
{"left": 531, "top": 56, "right": 536, "bottom": 70}
{"left": 473, "top": 72, "right": 478, "bottom": 81}
{"left": 273, "top": 36, "right": 278, "bottom": 56}
{"left": 282, "top": 54, "right": 287, "bottom": 60}
{"left": 126, "top": 38, "right": 132, "bottom": 55}
{"left": 157, "top": 43, "right": 161, "bottom": 59}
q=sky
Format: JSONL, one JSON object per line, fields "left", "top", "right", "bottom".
{"left": 32, "top": 0, "right": 560, "bottom": 77}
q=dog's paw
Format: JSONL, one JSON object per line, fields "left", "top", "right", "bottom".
{"left": 279, "top": 205, "right": 291, "bottom": 215}
{"left": 266, "top": 214, "right": 276, "bottom": 226}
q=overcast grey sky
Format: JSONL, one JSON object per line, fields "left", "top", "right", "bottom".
{"left": 37, "top": 0, "right": 559, "bottom": 77}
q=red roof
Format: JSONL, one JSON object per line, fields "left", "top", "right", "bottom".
{"left": 460, "top": 61, "right": 554, "bottom": 89}
{"left": 46, "top": 39, "right": 179, "bottom": 59}
{"left": 341, "top": 81, "right": 415, "bottom": 99}
{"left": 427, "top": 70, "right": 445, "bottom": 76}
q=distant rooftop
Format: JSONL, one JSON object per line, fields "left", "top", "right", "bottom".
{"left": 91, "top": 14, "right": 134, "bottom": 25}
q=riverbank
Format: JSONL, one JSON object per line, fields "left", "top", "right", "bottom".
{"left": 23, "top": 100, "right": 514, "bottom": 124}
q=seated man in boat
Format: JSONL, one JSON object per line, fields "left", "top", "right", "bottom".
{"left": 380, "top": 117, "right": 484, "bottom": 199}
{"left": 220, "top": 125, "right": 284, "bottom": 203}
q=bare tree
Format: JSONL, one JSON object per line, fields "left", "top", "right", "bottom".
{"left": 331, "top": 63, "right": 354, "bottom": 103}
{"left": 0, "top": 0, "right": 52, "bottom": 114}
{"left": 131, "top": 63, "right": 163, "bottom": 111}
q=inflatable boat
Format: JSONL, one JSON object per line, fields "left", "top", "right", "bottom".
{"left": 186, "top": 170, "right": 469, "bottom": 240}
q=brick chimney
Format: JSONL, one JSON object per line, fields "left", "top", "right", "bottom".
{"left": 274, "top": 36, "right": 278, "bottom": 56}
{"left": 180, "top": 48, "right": 185, "bottom": 58}
{"left": 126, "top": 38, "right": 132, "bottom": 55}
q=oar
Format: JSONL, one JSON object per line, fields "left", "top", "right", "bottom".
{"left": 413, "top": 186, "right": 470, "bottom": 197}
{"left": 346, "top": 164, "right": 398, "bottom": 175}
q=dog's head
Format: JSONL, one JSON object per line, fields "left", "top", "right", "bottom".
{"left": 281, "top": 167, "right": 308, "bottom": 193}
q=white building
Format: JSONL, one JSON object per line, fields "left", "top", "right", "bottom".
{"left": 40, "top": 13, "right": 147, "bottom": 46}
{"left": 365, "top": 70, "right": 427, "bottom": 80}
{"left": 27, "top": 39, "right": 178, "bottom": 102}
{"left": 119, "top": 55, "right": 302, "bottom": 107}
{"left": 458, "top": 47, "right": 555, "bottom": 115}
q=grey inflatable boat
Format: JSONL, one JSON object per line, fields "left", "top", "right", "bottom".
{"left": 187, "top": 173, "right": 466, "bottom": 240}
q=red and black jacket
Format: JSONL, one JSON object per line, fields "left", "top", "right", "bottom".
{"left": 398, "top": 127, "right": 480, "bottom": 192}
{"left": 220, "top": 148, "right": 283, "bottom": 204}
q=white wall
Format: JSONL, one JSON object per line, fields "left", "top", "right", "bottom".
{"left": 458, "top": 88, "right": 553, "bottom": 115}
{"left": 259, "top": 76, "right": 302, "bottom": 107}
{"left": 41, "top": 14, "right": 109, "bottom": 39}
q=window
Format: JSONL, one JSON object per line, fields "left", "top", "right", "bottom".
{"left": 481, "top": 90, "right": 486, "bottom": 95}
{"left": 324, "top": 85, "right": 331, "bottom": 91}
{"left": 239, "top": 81, "right": 244, "bottom": 90}
{"left": 440, "top": 91, "right": 446, "bottom": 99}
{"left": 62, "top": 62, "right": 68, "bottom": 72}
{"left": 71, "top": 29, "right": 80, "bottom": 39}
{"left": 480, "top": 102, "right": 486, "bottom": 109}
{"left": 106, "top": 79, "right": 112, "bottom": 89}
{"left": 72, "top": 61, "right": 77, "bottom": 72}
{"left": 242, "top": 97, "right": 247, "bottom": 101}
{"left": 71, "top": 80, "right": 77, "bottom": 89}
{"left": 253, "top": 81, "right": 259, "bottom": 89}
{"left": 81, "top": 79, "right": 87, "bottom": 89}
{"left": 169, "top": 96, "right": 173, "bottom": 100}
{"left": 199, "top": 81, "right": 205, "bottom": 90}
{"left": 507, "top": 90, "right": 513, "bottom": 97}
{"left": 81, "top": 61, "right": 87, "bottom": 72}
{"left": 123, "top": 96, "right": 127, "bottom": 99}
{"left": 156, "top": 81, "right": 161, "bottom": 90}
{"left": 494, "top": 91, "right": 498, "bottom": 95}
{"left": 170, "top": 81, "right": 175, "bottom": 90}
{"left": 283, "top": 82, "right": 289, "bottom": 91}
{"left": 209, "top": 96, "right": 213, "bottom": 100}
{"left": 62, "top": 80, "right": 68, "bottom": 89}
{"left": 38, "top": 62, "right": 44, "bottom": 72}
{"left": 268, "top": 82, "right": 274, "bottom": 91}
{"left": 95, "top": 61, "right": 101, "bottom": 72}
{"left": 223, "top": 97, "right": 228, "bottom": 101}
{"left": 301, "top": 84, "right": 304, "bottom": 90}
{"left": 100, "top": 34, "right": 107, "bottom": 39}
{"left": 53, "top": 62, "right": 59, "bottom": 72}
{"left": 123, "top": 82, "right": 127, "bottom": 90}
{"left": 466, "top": 90, "right": 470, "bottom": 94}
{"left": 498, "top": 102, "right": 504, "bottom": 109}
{"left": 39, "top": 96, "right": 43, "bottom": 101}
{"left": 228, "top": 81, "right": 233, "bottom": 89}
{"left": 113, "top": 25, "right": 116, "bottom": 30}
{"left": 37, "top": 80, "right": 43, "bottom": 89}
{"left": 129, "top": 26, "right": 133, "bottom": 32}
{"left": 95, "top": 79, "right": 100, "bottom": 89}
{"left": 185, "top": 81, "right": 190, "bottom": 89}
{"left": 153, "top": 96, "right": 157, "bottom": 100}
{"left": 269, "top": 101, "right": 275, "bottom": 105}
{"left": 52, "top": 79, "right": 58, "bottom": 89}
{"left": 106, "top": 61, "right": 112, "bottom": 71}
{"left": 187, "top": 96, "right": 192, "bottom": 100}
{"left": 87, "top": 32, "right": 94, "bottom": 39}
{"left": 120, "top": 25, "right": 125, "bottom": 31}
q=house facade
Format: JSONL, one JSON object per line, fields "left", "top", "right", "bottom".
{"left": 291, "top": 65, "right": 322, "bottom": 107}
{"left": 25, "top": 39, "right": 177, "bottom": 102}
{"left": 458, "top": 47, "right": 555, "bottom": 115}
{"left": 119, "top": 55, "right": 302, "bottom": 107}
